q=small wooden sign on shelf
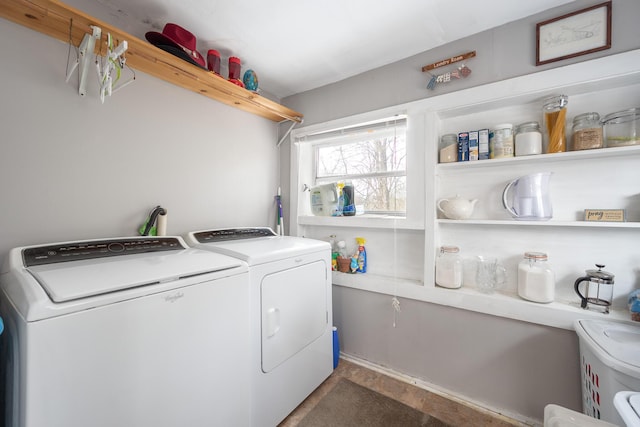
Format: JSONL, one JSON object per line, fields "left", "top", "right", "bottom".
{"left": 584, "top": 209, "right": 626, "bottom": 222}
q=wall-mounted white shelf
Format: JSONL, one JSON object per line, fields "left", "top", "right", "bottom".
{"left": 332, "top": 272, "right": 629, "bottom": 330}
{"left": 298, "top": 215, "right": 425, "bottom": 230}
{"left": 332, "top": 271, "right": 423, "bottom": 290}
{"left": 437, "top": 219, "right": 640, "bottom": 228}
{"left": 436, "top": 144, "right": 640, "bottom": 172}
{"left": 429, "top": 51, "right": 640, "bottom": 330}
{"left": 296, "top": 50, "right": 640, "bottom": 331}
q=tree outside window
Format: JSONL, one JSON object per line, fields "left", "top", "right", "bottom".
{"left": 315, "top": 117, "right": 407, "bottom": 215}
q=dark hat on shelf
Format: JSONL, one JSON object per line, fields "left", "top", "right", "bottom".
{"left": 145, "top": 23, "right": 206, "bottom": 69}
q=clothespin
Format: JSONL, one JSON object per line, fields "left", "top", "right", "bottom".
{"left": 96, "top": 33, "right": 134, "bottom": 103}
{"left": 426, "top": 73, "right": 437, "bottom": 90}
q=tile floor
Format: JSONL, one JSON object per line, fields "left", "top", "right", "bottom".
{"left": 279, "top": 357, "right": 531, "bottom": 427}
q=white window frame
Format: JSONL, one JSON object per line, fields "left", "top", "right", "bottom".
{"left": 313, "top": 116, "right": 408, "bottom": 216}
{"left": 289, "top": 106, "right": 425, "bottom": 235}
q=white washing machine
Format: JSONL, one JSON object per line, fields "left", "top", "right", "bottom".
{"left": 185, "top": 227, "right": 333, "bottom": 427}
{"left": 0, "top": 236, "right": 251, "bottom": 427}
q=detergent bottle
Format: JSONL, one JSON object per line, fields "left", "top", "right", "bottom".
{"left": 342, "top": 182, "right": 356, "bottom": 216}
{"left": 355, "top": 237, "right": 367, "bottom": 273}
{"left": 310, "top": 183, "right": 338, "bottom": 216}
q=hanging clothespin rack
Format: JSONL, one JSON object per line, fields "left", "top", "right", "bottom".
{"left": 65, "top": 22, "right": 134, "bottom": 102}
{"left": 421, "top": 50, "right": 476, "bottom": 91}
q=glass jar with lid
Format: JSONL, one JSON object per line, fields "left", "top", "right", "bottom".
{"left": 572, "top": 112, "right": 603, "bottom": 150}
{"left": 489, "top": 124, "right": 514, "bottom": 159}
{"left": 543, "top": 95, "right": 569, "bottom": 153}
{"left": 439, "top": 134, "right": 458, "bottom": 163}
{"left": 515, "top": 121, "right": 542, "bottom": 156}
{"left": 602, "top": 107, "right": 640, "bottom": 147}
{"left": 435, "top": 246, "right": 462, "bottom": 289}
{"left": 517, "top": 252, "right": 555, "bottom": 303}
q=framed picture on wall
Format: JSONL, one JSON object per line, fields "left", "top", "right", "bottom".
{"left": 536, "top": 1, "right": 612, "bottom": 66}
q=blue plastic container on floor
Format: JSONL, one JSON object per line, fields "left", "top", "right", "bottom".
{"left": 332, "top": 326, "right": 340, "bottom": 369}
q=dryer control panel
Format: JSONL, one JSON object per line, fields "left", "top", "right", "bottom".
{"left": 23, "top": 237, "right": 185, "bottom": 267}
{"left": 192, "top": 227, "right": 277, "bottom": 243}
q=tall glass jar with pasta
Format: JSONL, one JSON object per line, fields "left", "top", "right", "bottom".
{"left": 542, "top": 95, "right": 569, "bottom": 153}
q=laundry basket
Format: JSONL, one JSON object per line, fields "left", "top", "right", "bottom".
{"left": 574, "top": 319, "right": 640, "bottom": 426}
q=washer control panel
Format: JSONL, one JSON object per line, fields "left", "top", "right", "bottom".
{"left": 193, "top": 227, "right": 276, "bottom": 243}
{"left": 23, "top": 237, "right": 184, "bottom": 267}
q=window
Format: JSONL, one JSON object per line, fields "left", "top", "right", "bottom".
{"left": 302, "top": 116, "right": 407, "bottom": 215}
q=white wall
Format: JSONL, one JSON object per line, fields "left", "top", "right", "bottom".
{"left": 0, "top": 20, "right": 281, "bottom": 264}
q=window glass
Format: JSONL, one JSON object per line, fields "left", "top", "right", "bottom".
{"left": 313, "top": 116, "right": 407, "bottom": 215}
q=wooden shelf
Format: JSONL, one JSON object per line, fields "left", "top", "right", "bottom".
{"left": 0, "top": 0, "right": 303, "bottom": 123}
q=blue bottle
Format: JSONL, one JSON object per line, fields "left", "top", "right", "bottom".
{"left": 332, "top": 326, "right": 340, "bottom": 369}
{"left": 355, "top": 237, "right": 367, "bottom": 273}
{"left": 342, "top": 183, "right": 356, "bottom": 216}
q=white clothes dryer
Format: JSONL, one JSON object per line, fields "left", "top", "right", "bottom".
{"left": 185, "top": 227, "right": 333, "bottom": 427}
{"left": 0, "top": 236, "right": 251, "bottom": 427}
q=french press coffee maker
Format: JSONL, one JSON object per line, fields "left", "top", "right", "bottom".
{"left": 574, "top": 264, "right": 615, "bottom": 314}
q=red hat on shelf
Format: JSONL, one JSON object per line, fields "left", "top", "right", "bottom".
{"left": 145, "top": 23, "right": 206, "bottom": 69}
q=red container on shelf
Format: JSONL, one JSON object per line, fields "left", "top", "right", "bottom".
{"left": 206, "top": 49, "right": 221, "bottom": 75}
{"left": 228, "top": 56, "right": 244, "bottom": 87}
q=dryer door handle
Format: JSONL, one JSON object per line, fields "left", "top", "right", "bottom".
{"left": 265, "top": 307, "right": 280, "bottom": 338}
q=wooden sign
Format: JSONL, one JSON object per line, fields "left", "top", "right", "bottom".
{"left": 422, "top": 51, "right": 476, "bottom": 72}
{"left": 584, "top": 209, "right": 626, "bottom": 222}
